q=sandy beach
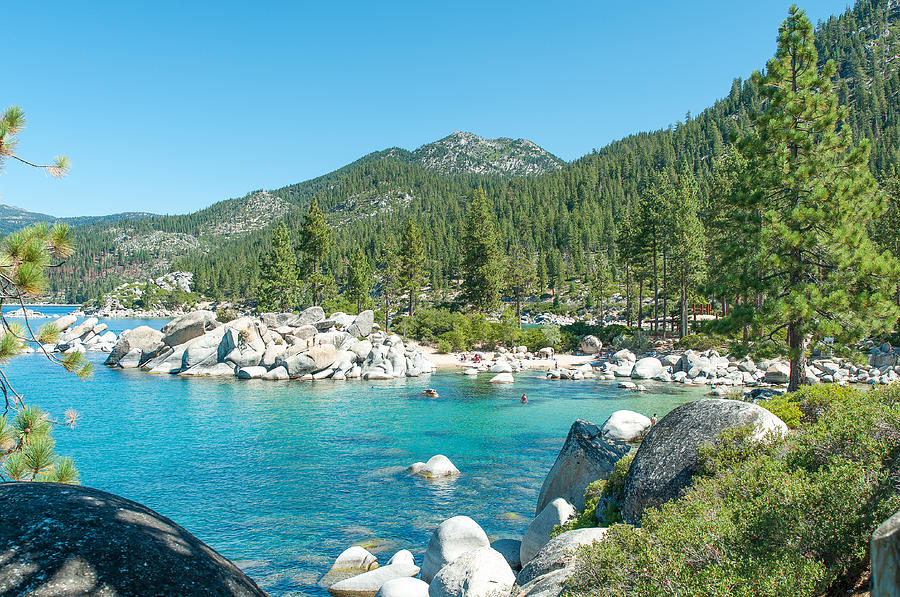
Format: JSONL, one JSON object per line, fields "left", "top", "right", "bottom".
{"left": 421, "top": 345, "right": 599, "bottom": 371}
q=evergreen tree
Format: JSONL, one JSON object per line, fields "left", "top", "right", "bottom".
{"left": 256, "top": 223, "right": 299, "bottom": 312}
{"left": 667, "top": 170, "right": 706, "bottom": 337}
{"left": 735, "top": 5, "right": 899, "bottom": 391}
{"left": 589, "top": 253, "right": 612, "bottom": 323}
{"left": 376, "top": 236, "right": 399, "bottom": 332}
{"left": 344, "top": 247, "right": 372, "bottom": 314}
{"left": 505, "top": 245, "right": 537, "bottom": 328}
{"left": 397, "top": 219, "right": 426, "bottom": 317}
{"left": 297, "top": 197, "right": 332, "bottom": 306}
{"left": 461, "top": 188, "right": 503, "bottom": 312}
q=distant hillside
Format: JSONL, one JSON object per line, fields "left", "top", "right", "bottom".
{"left": 0, "top": 204, "right": 156, "bottom": 235}
{"left": 408, "top": 131, "right": 565, "bottom": 176}
{"left": 37, "top": 0, "right": 900, "bottom": 305}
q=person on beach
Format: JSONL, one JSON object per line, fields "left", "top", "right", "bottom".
{"left": 521, "top": 393, "right": 527, "bottom": 404}
{"left": 650, "top": 413, "right": 658, "bottom": 426}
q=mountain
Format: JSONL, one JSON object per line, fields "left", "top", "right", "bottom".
{"left": 37, "top": 0, "right": 900, "bottom": 304}
{"left": 0, "top": 204, "right": 156, "bottom": 235}
{"left": 405, "top": 131, "right": 565, "bottom": 176}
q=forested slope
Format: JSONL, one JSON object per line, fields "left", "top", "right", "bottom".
{"left": 45, "top": 0, "right": 900, "bottom": 304}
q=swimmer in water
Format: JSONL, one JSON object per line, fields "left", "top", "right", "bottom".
{"left": 521, "top": 394, "right": 528, "bottom": 404}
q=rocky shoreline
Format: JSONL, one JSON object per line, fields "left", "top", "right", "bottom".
{"left": 103, "top": 307, "right": 437, "bottom": 381}
{"left": 316, "top": 398, "right": 790, "bottom": 597}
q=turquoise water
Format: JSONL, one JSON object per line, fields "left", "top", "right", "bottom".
{"left": 3, "top": 308, "right": 705, "bottom": 596}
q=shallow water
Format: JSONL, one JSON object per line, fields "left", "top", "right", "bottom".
{"left": 3, "top": 307, "right": 706, "bottom": 596}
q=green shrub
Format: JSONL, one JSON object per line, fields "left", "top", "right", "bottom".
{"left": 758, "top": 394, "right": 804, "bottom": 429}
{"left": 602, "top": 452, "right": 635, "bottom": 498}
{"left": 675, "top": 333, "right": 725, "bottom": 351}
{"left": 554, "top": 480, "right": 607, "bottom": 536}
{"left": 566, "top": 384, "right": 900, "bottom": 597}
{"left": 436, "top": 339, "right": 452, "bottom": 354}
{"left": 216, "top": 307, "right": 238, "bottom": 323}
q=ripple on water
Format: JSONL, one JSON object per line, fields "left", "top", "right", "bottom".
{"left": 5, "top": 346, "right": 707, "bottom": 596}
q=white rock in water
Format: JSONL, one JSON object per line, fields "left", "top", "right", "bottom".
{"left": 428, "top": 547, "right": 515, "bottom": 597}
{"left": 490, "top": 361, "right": 513, "bottom": 373}
{"left": 408, "top": 454, "right": 460, "bottom": 478}
{"left": 632, "top": 357, "right": 664, "bottom": 379}
{"left": 420, "top": 516, "right": 490, "bottom": 583}
{"left": 489, "top": 373, "right": 514, "bottom": 384}
{"left": 463, "top": 368, "right": 479, "bottom": 376}
{"left": 600, "top": 410, "right": 651, "bottom": 443}
{"left": 237, "top": 366, "right": 268, "bottom": 379}
{"left": 375, "top": 578, "right": 428, "bottom": 597}
{"left": 520, "top": 498, "right": 576, "bottom": 565}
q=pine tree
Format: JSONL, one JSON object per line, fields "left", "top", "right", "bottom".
{"left": 667, "top": 170, "right": 706, "bottom": 338}
{"left": 736, "top": 5, "right": 899, "bottom": 391}
{"left": 376, "top": 236, "right": 399, "bottom": 332}
{"left": 256, "top": 223, "right": 299, "bottom": 312}
{"left": 397, "top": 219, "right": 426, "bottom": 317}
{"left": 460, "top": 188, "right": 503, "bottom": 312}
{"left": 505, "top": 245, "right": 537, "bottom": 328}
{"left": 590, "top": 253, "right": 612, "bottom": 323}
{"left": 345, "top": 247, "right": 372, "bottom": 314}
{"left": 297, "top": 197, "right": 332, "bottom": 306}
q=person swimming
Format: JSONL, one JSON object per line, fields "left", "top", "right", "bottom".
{"left": 521, "top": 393, "right": 527, "bottom": 404}
{"left": 422, "top": 388, "right": 439, "bottom": 397}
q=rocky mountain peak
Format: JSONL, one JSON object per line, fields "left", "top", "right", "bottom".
{"left": 409, "top": 131, "right": 564, "bottom": 176}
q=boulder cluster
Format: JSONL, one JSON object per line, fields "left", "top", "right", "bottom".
{"left": 321, "top": 398, "right": 788, "bottom": 597}
{"left": 557, "top": 344, "right": 900, "bottom": 388}
{"left": 25, "top": 314, "right": 119, "bottom": 355}
{"left": 104, "top": 307, "right": 436, "bottom": 381}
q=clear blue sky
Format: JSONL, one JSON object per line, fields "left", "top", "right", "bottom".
{"left": 4, "top": 0, "right": 851, "bottom": 217}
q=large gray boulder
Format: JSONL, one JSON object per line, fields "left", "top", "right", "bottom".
{"left": 535, "top": 419, "right": 630, "bottom": 515}
{"left": 579, "top": 335, "right": 602, "bottom": 355}
{"left": 160, "top": 310, "right": 219, "bottom": 346}
{"left": 490, "top": 539, "right": 522, "bottom": 571}
{"left": 621, "top": 398, "right": 788, "bottom": 524}
{"left": 631, "top": 357, "right": 664, "bottom": 379}
{"left": 0, "top": 482, "right": 265, "bottom": 596}
{"left": 297, "top": 306, "right": 326, "bottom": 325}
{"left": 421, "top": 516, "right": 490, "bottom": 583}
{"left": 520, "top": 499, "right": 576, "bottom": 565}
{"left": 764, "top": 362, "right": 791, "bottom": 384}
{"left": 871, "top": 509, "right": 900, "bottom": 597}
{"left": 348, "top": 310, "right": 375, "bottom": 337}
{"left": 104, "top": 326, "right": 164, "bottom": 368}
{"left": 428, "top": 547, "right": 515, "bottom": 597}
{"left": 517, "top": 527, "right": 609, "bottom": 586}
{"left": 600, "top": 410, "right": 651, "bottom": 443}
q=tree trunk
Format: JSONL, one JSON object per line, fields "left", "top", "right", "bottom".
{"left": 516, "top": 292, "right": 522, "bottom": 329}
{"left": 662, "top": 250, "right": 668, "bottom": 339}
{"left": 408, "top": 290, "right": 414, "bottom": 318}
{"left": 787, "top": 321, "right": 806, "bottom": 392}
{"left": 652, "top": 238, "right": 658, "bottom": 336}
{"left": 384, "top": 292, "right": 390, "bottom": 332}
{"left": 625, "top": 265, "right": 632, "bottom": 328}
{"left": 680, "top": 273, "right": 688, "bottom": 338}
{"left": 638, "top": 279, "right": 644, "bottom": 331}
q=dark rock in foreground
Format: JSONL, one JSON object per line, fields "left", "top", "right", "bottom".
{"left": 620, "top": 398, "right": 787, "bottom": 525}
{"left": 0, "top": 482, "right": 267, "bottom": 597}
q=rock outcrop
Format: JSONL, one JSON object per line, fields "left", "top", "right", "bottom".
{"left": 421, "top": 516, "right": 490, "bottom": 583}
{"left": 535, "top": 419, "right": 630, "bottom": 515}
{"left": 0, "top": 482, "right": 265, "bottom": 596}
{"left": 621, "top": 398, "right": 788, "bottom": 524}
{"left": 428, "top": 547, "right": 516, "bottom": 597}
{"left": 599, "top": 410, "right": 651, "bottom": 443}
{"left": 516, "top": 527, "right": 609, "bottom": 586}
{"left": 520, "top": 499, "right": 576, "bottom": 565}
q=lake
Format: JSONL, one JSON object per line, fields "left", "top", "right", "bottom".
{"left": 2, "top": 306, "right": 704, "bottom": 596}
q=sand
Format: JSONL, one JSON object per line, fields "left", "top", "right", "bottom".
{"left": 421, "top": 346, "right": 598, "bottom": 371}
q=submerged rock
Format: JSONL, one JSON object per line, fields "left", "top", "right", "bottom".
{"left": 0, "top": 482, "right": 265, "bottom": 596}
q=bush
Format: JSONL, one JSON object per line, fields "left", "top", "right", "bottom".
{"left": 436, "top": 339, "right": 452, "bottom": 354}
{"left": 675, "top": 333, "right": 726, "bottom": 351}
{"left": 612, "top": 331, "right": 652, "bottom": 352}
{"left": 216, "top": 307, "right": 238, "bottom": 323}
{"left": 566, "top": 384, "right": 900, "bottom": 597}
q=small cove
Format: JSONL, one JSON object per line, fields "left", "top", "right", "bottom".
{"left": 4, "top": 307, "right": 706, "bottom": 596}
